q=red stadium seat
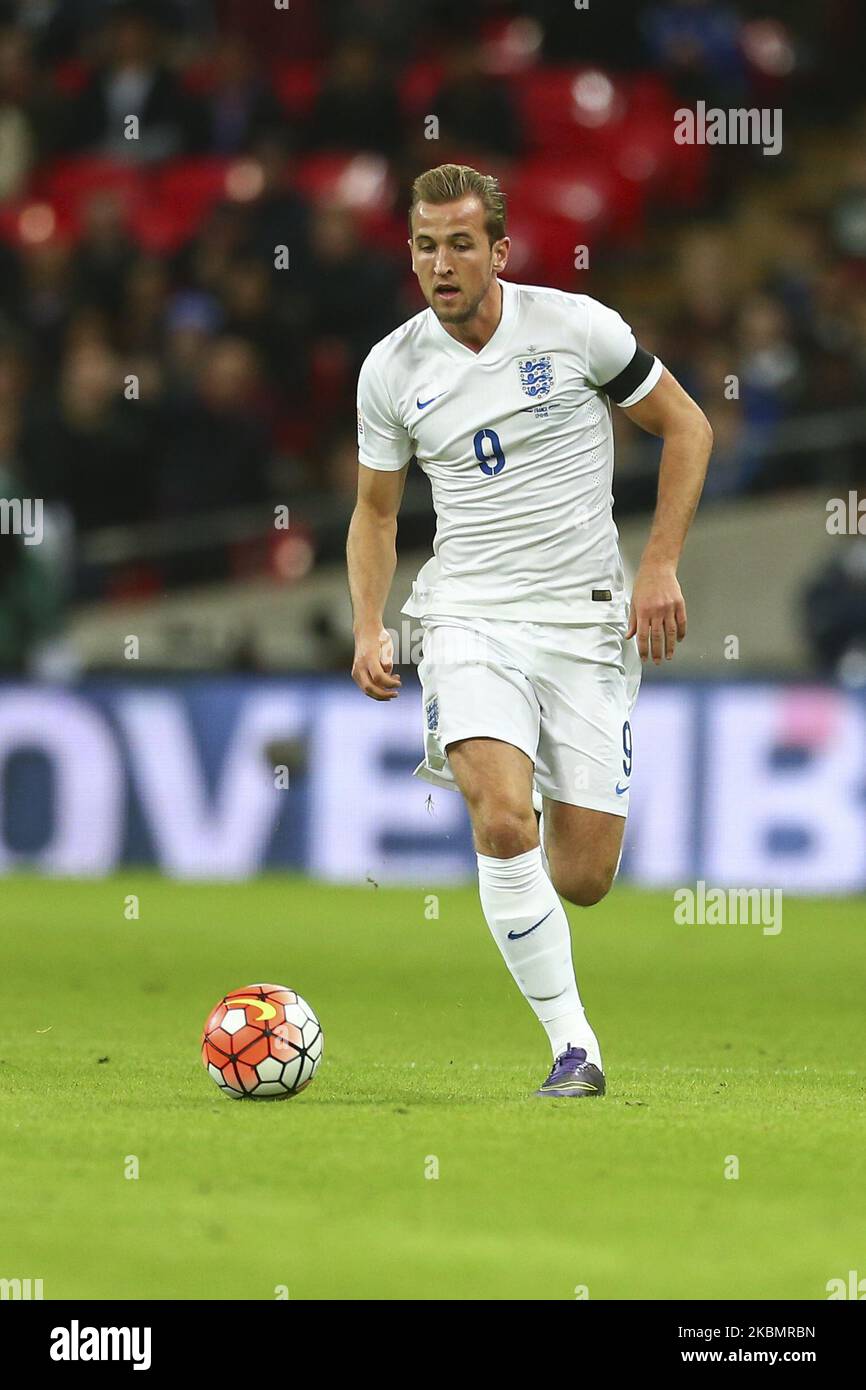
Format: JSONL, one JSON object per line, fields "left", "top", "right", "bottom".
{"left": 181, "top": 58, "right": 219, "bottom": 95}
{"left": 295, "top": 151, "right": 400, "bottom": 248}
{"left": 275, "top": 409, "right": 318, "bottom": 456}
{"left": 398, "top": 60, "right": 445, "bottom": 119}
{"left": 296, "top": 152, "right": 395, "bottom": 211}
{"left": 510, "top": 158, "right": 644, "bottom": 246}
{"left": 0, "top": 198, "right": 73, "bottom": 246}
{"left": 129, "top": 200, "right": 197, "bottom": 255}
{"left": 515, "top": 66, "right": 628, "bottom": 158}
{"left": 611, "top": 110, "right": 709, "bottom": 207}
{"left": 307, "top": 337, "right": 353, "bottom": 416}
{"left": 51, "top": 58, "right": 90, "bottom": 97}
{"left": 145, "top": 157, "right": 281, "bottom": 249}
{"left": 33, "top": 157, "right": 150, "bottom": 226}
{"left": 155, "top": 157, "right": 237, "bottom": 223}
{"left": 478, "top": 13, "right": 545, "bottom": 77}
{"left": 220, "top": 0, "right": 323, "bottom": 60}
{"left": 626, "top": 73, "right": 675, "bottom": 119}
{"left": 272, "top": 60, "right": 320, "bottom": 117}
{"left": 505, "top": 207, "right": 587, "bottom": 290}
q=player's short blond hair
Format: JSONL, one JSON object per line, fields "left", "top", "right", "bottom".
{"left": 409, "top": 164, "right": 507, "bottom": 245}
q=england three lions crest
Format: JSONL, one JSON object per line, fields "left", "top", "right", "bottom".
{"left": 517, "top": 354, "right": 555, "bottom": 399}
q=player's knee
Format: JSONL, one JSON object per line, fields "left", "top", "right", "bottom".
{"left": 553, "top": 863, "right": 615, "bottom": 908}
{"left": 472, "top": 805, "right": 537, "bottom": 860}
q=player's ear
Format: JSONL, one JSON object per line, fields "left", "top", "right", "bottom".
{"left": 493, "top": 236, "right": 510, "bottom": 272}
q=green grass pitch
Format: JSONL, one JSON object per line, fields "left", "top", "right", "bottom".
{"left": 1, "top": 873, "right": 864, "bottom": 1301}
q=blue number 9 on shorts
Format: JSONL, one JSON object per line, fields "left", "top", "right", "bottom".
{"left": 622, "top": 720, "right": 633, "bottom": 778}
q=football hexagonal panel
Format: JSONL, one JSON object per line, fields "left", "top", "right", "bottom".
{"left": 256, "top": 1056, "right": 284, "bottom": 1084}
{"left": 221, "top": 1008, "right": 247, "bottom": 1036}
{"left": 282, "top": 1004, "right": 308, "bottom": 1029}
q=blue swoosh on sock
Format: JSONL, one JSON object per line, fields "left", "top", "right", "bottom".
{"left": 507, "top": 907, "right": 554, "bottom": 940}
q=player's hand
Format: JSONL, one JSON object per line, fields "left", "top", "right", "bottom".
{"left": 627, "top": 563, "right": 687, "bottom": 664}
{"left": 351, "top": 625, "right": 402, "bottom": 700}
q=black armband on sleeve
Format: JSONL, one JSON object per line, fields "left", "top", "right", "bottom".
{"left": 601, "top": 343, "right": 656, "bottom": 404}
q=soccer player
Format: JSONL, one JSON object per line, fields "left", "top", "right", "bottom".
{"left": 347, "top": 164, "right": 712, "bottom": 1098}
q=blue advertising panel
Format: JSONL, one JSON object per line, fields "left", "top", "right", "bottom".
{"left": 0, "top": 677, "right": 864, "bottom": 892}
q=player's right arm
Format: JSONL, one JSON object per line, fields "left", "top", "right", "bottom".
{"left": 348, "top": 347, "right": 414, "bottom": 701}
{"left": 348, "top": 462, "right": 408, "bottom": 700}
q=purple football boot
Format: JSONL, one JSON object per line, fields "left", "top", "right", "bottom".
{"left": 534, "top": 1045, "right": 606, "bottom": 1098}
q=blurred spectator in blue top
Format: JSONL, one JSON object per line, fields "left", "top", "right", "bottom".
{"left": 641, "top": 0, "right": 746, "bottom": 105}
{"left": 200, "top": 33, "right": 286, "bottom": 154}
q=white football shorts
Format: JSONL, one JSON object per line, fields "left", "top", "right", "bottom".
{"left": 414, "top": 609, "right": 642, "bottom": 817}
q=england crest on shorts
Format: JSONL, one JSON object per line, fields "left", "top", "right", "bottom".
{"left": 517, "top": 354, "right": 555, "bottom": 399}
{"left": 425, "top": 695, "right": 439, "bottom": 731}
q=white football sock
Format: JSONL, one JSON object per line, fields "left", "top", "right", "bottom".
{"left": 477, "top": 846, "right": 602, "bottom": 1068}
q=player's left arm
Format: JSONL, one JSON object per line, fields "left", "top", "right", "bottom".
{"left": 620, "top": 367, "right": 713, "bottom": 664}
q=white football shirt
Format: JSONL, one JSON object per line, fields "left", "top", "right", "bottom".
{"left": 356, "top": 277, "right": 662, "bottom": 623}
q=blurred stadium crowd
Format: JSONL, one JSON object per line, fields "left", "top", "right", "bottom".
{"left": 0, "top": 0, "right": 866, "bottom": 671}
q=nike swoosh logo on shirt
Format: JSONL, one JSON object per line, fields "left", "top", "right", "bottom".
{"left": 615, "top": 783, "right": 629, "bottom": 795}
{"left": 507, "top": 907, "right": 554, "bottom": 940}
{"left": 417, "top": 392, "right": 447, "bottom": 410}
